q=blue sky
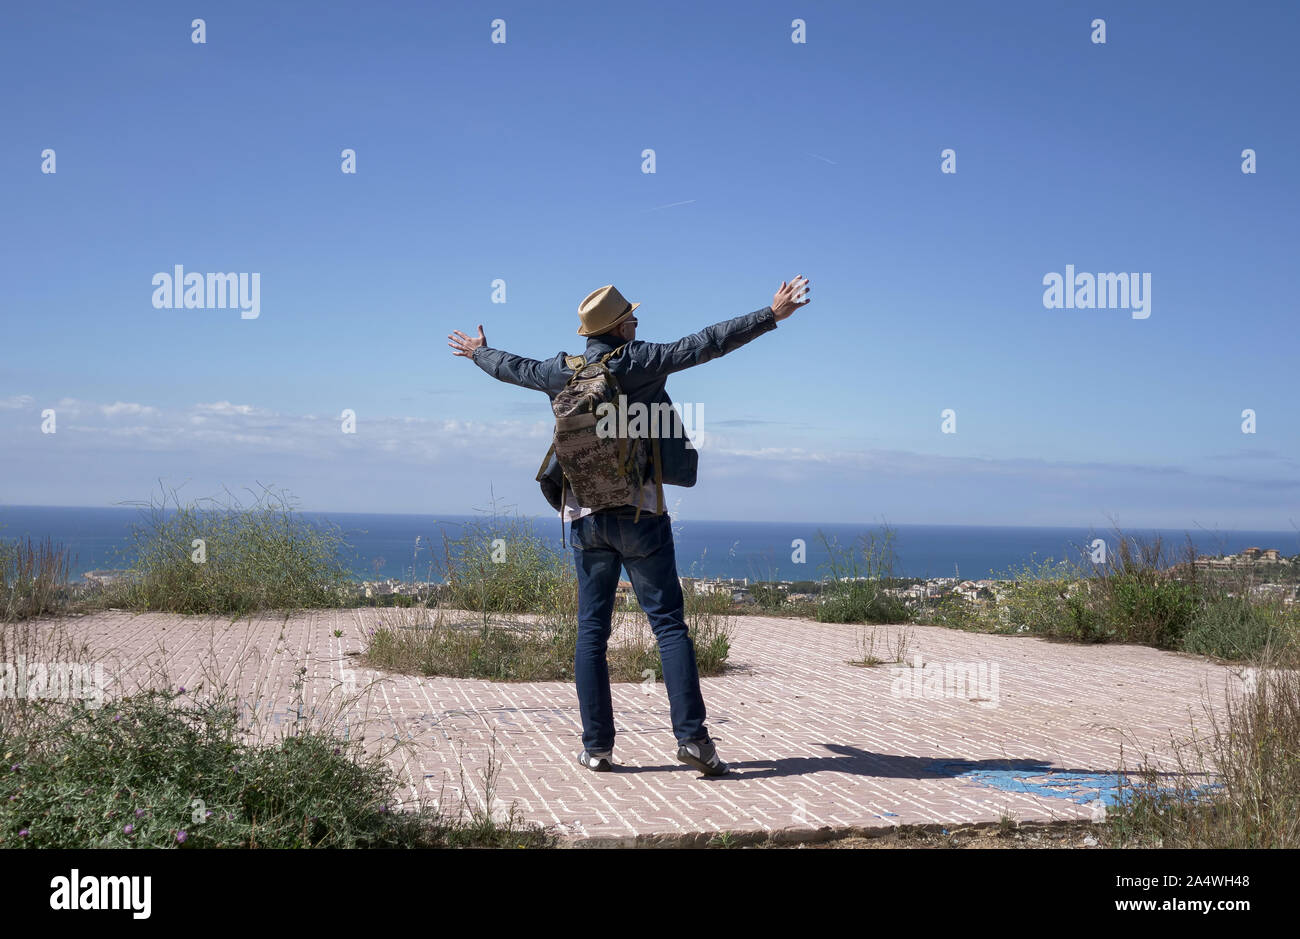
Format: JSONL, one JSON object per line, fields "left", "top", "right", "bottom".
{"left": 1, "top": 0, "right": 1297, "bottom": 529}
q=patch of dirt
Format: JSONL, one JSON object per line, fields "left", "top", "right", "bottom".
{"left": 764, "top": 821, "right": 1103, "bottom": 849}
{"left": 573, "top": 820, "right": 1107, "bottom": 848}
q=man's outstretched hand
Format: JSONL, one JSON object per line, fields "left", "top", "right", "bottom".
{"left": 448, "top": 325, "right": 487, "bottom": 358}
{"left": 772, "top": 275, "right": 812, "bottom": 321}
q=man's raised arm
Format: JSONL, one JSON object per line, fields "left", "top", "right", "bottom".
{"left": 624, "top": 275, "right": 811, "bottom": 381}
{"left": 448, "top": 324, "right": 560, "bottom": 393}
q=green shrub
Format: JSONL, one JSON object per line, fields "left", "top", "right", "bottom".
{"left": 0, "top": 689, "right": 552, "bottom": 848}
{"left": 914, "top": 530, "right": 1296, "bottom": 662}
{"left": 366, "top": 599, "right": 731, "bottom": 683}
{"left": 366, "top": 608, "right": 578, "bottom": 682}
{"left": 919, "top": 594, "right": 981, "bottom": 631}
{"left": 366, "top": 513, "right": 733, "bottom": 682}
{"left": 106, "top": 485, "right": 352, "bottom": 615}
{"left": 748, "top": 582, "right": 786, "bottom": 611}
{"left": 1182, "top": 596, "right": 1283, "bottom": 661}
{"left": 996, "top": 557, "right": 1091, "bottom": 638}
{"left": 1082, "top": 533, "right": 1199, "bottom": 648}
{"left": 681, "top": 583, "right": 733, "bottom": 675}
{"left": 0, "top": 535, "right": 72, "bottom": 622}
{"left": 1106, "top": 572, "right": 1200, "bottom": 648}
{"left": 815, "top": 528, "right": 911, "bottom": 624}
{"left": 817, "top": 586, "right": 910, "bottom": 624}
{"left": 999, "top": 538, "right": 1200, "bottom": 648}
{"left": 1060, "top": 588, "right": 1113, "bottom": 642}
{"left": 438, "top": 508, "right": 575, "bottom": 618}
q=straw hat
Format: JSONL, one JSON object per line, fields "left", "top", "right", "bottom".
{"left": 577, "top": 285, "right": 640, "bottom": 336}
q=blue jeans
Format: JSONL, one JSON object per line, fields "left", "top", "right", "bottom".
{"left": 570, "top": 506, "right": 710, "bottom": 753}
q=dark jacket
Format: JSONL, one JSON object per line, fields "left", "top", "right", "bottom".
{"left": 471, "top": 305, "right": 779, "bottom": 510}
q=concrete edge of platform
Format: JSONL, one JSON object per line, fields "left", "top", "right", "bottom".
{"left": 560, "top": 817, "right": 1097, "bottom": 848}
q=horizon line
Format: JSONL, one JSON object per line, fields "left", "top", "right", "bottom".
{"left": 2, "top": 503, "right": 1298, "bottom": 537}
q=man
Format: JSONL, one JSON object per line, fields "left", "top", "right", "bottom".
{"left": 448, "top": 275, "right": 812, "bottom": 776}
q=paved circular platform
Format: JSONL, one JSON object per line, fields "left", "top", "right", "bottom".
{"left": 33, "top": 608, "right": 1237, "bottom": 844}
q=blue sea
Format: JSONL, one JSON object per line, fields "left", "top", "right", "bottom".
{"left": 2, "top": 505, "right": 1297, "bottom": 584}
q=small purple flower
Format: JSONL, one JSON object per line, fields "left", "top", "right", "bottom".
{"left": 135, "top": 809, "right": 145, "bottom": 818}
{"left": 333, "top": 748, "right": 340, "bottom": 756}
{"left": 112, "top": 713, "right": 122, "bottom": 722}
{"left": 123, "top": 824, "right": 134, "bottom": 835}
{"left": 177, "top": 686, "right": 185, "bottom": 694}
{"left": 9, "top": 764, "right": 20, "bottom": 773}
{"left": 205, "top": 810, "right": 212, "bottom": 818}
{"left": 176, "top": 830, "right": 188, "bottom": 844}
{"left": 18, "top": 829, "right": 29, "bottom": 838}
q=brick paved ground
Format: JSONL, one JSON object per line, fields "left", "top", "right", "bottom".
{"left": 28, "top": 608, "right": 1238, "bottom": 845}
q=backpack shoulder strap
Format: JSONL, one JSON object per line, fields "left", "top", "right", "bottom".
{"left": 535, "top": 441, "right": 556, "bottom": 479}
{"left": 565, "top": 343, "right": 627, "bottom": 375}
{"left": 652, "top": 436, "right": 665, "bottom": 515}
{"left": 598, "top": 343, "right": 629, "bottom": 365}
{"left": 631, "top": 436, "right": 666, "bottom": 524}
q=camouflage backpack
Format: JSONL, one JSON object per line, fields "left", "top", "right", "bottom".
{"left": 537, "top": 343, "right": 664, "bottom": 534}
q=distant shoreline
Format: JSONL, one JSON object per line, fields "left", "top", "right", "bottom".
{"left": 6, "top": 503, "right": 1300, "bottom": 534}
{"left": 7, "top": 505, "right": 1299, "bottom": 585}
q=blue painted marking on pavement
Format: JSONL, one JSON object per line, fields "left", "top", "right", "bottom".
{"left": 927, "top": 759, "right": 1220, "bottom": 807}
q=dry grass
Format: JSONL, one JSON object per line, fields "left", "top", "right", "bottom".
{"left": 1104, "top": 647, "right": 1300, "bottom": 848}
{"left": 1, "top": 535, "right": 73, "bottom": 623}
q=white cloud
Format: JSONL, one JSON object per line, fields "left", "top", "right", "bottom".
{"left": 101, "top": 402, "right": 158, "bottom": 417}
{"left": 195, "top": 401, "right": 259, "bottom": 415}
{"left": 4, "top": 393, "right": 1297, "bottom": 526}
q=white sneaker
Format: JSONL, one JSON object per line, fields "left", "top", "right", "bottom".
{"left": 577, "top": 749, "right": 614, "bottom": 772}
